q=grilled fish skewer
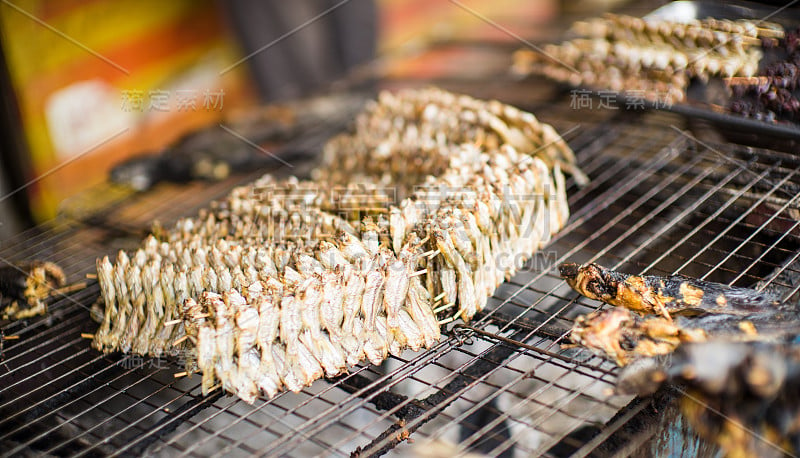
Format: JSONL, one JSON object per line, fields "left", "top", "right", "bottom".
{"left": 559, "top": 262, "right": 780, "bottom": 319}
{"left": 1, "top": 261, "right": 66, "bottom": 320}
{"left": 514, "top": 13, "right": 779, "bottom": 106}
{"left": 572, "top": 14, "right": 783, "bottom": 50}
{"left": 570, "top": 307, "right": 707, "bottom": 366}
{"left": 574, "top": 301, "right": 800, "bottom": 366}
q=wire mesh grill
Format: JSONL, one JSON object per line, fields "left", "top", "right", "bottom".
{"left": 1, "top": 90, "right": 800, "bottom": 457}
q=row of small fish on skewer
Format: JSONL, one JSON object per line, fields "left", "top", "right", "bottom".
{"left": 91, "top": 88, "right": 583, "bottom": 403}
{"left": 513, "top": 13, "right": 784, "bottom": 105}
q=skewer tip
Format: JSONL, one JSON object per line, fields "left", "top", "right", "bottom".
{"left": 438, "top": 316, "right": 457, "bottom": 325}
{"left": 51, "top": 282, "right": 88, "bottom": 296}
{"left": 173, "top": 335, "right": 190, "bottom": 346}
{"left": 433, "top": 302, "right": 455, "bottom": 314}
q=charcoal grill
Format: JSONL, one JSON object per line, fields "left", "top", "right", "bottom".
{"left": 3, "top": 41, "right": 800, "bottom": 457}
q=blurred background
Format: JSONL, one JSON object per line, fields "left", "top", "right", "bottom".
{"left": 0, "top": 0, "right": 635, "bottom": 239}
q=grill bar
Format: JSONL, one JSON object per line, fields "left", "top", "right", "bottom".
{"left": 14, "top": 365, "right": 170, "bottom": 457}
{"left": 211, "top": 119, "right": 680, "bottom": 454}
{"left": 0, "top": 307, "right": 93, "bottom": 369}
{"left": 424, "top": 334, "right": 596, "bottom": 455}
{"left": 349, "top": 333, "right": 529, "bottom": 457}
{"left": 446, "top": 150, "right": 796, "bottom": 456}
{"left": 205, "top": 341, "right": 462, "bottom": 456}
{"left": 677, "top": 167, "right": 800, "bottom": 279}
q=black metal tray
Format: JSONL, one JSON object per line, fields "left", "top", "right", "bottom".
{"left": 643, "top": 1, "right": 800, "bottom": 151}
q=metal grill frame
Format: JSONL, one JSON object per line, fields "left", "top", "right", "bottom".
{"left": 2, "top": 88, "right": 800, "bottom": 457}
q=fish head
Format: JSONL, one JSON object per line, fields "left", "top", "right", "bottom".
{"left": 570, "top": 307, "right": 633, "bottom": 365}
{"left": 559, "top": 262, "right": 614, "bottom": 302}
{"left": 558, "top": 262, "right": 580, "bottom": 280}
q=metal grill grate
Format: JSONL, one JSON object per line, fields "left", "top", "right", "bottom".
{"left": 2, "top": 90, "right": 800, "bottom": 457}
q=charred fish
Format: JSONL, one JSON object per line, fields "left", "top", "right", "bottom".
{"left": 0, "top": 261, "right": 66, "bottom": 320}
{"left": 559, "top": 262, "right": 780, "bottom": 319}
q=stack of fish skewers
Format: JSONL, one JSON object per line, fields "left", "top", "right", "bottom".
{"left": 92, "top": 88, "right": 582, "bottom": 403}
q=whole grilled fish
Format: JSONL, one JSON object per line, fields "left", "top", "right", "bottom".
{"left": 570, "top": 305, "right": 800, "bottom": 366}
{"left": 559, "top": 262, "right": 780, "bottom": 318}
